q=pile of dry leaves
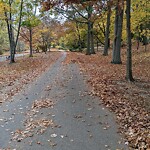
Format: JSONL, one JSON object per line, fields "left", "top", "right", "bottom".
{"left": 64, "top": 47, "right": 150, "bottom": 149}
{"left": 12, "top": 119, "right": 55, "bottom": 142}
{"left": 32, "top": 99, "right": 54, "bottom": 109}
{"left": 12, "top": 99, "right": 56, "bottom": 142}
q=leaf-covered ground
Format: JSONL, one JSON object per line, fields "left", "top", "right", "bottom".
{"left": 0, "top": 48, "right": 149, "bottom": 149}
{"left": 0, "top": 52, "right": 127, "bottom": 149}
{"left": 0, "top": 52, "right": 61, "bottom": 103}
{"left": 64, "top": 46, "right": 150, "bottom": 149}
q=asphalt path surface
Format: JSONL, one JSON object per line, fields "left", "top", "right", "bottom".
{"left": 0, "top": 52, "right": 128, "bottom": 150}
{"left": 0, "top": 54, "right": 27, "bottom": 62}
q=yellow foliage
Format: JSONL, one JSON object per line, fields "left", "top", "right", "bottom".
{"left": 0, "top": 2, "right": 7, "bottom": 19}
{"left": 131, "top": 0, "right": 149, "bottom": 35}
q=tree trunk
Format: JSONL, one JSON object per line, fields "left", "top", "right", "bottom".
{"left": 103, "top": 1, "right": 111, "bottom": 56}
{"left": 114, "top": 8, "right": 123, "bottom": 63}
{"left": 8, "top": 25, "right": 15, "bottom": 63}
{"left": 14, "top": 0, "right": 24, "bottom": 54}
{"left": 112, "top": 3, "right": 119, "bottom": 63}
{"left": 29, "top": 27, "right": 33, "bottom": 57}
{"left": 136, "top": 39, "right": 140, "bottom": 50}
{"left": 90, "top": 22, "right": 95, "bottom": 54}
{"left": 86, "top": 5, "right": 93, "bottom": 55}
{"left": 5, "top": 15, "right": 15, "bottom": 64}
{"left": 11, "top": 29, "right": 15, "bottom": 63}
{"left": 4, "top": 0, "right": 23, "bottom": 63}
{"left": 97, "top": 40, "right": 99, "bottom": 52}
{"left": 126, "top": 0, "right": 134, "bottom": 81}
{"left": 4, "top": 0, "right": 15, "bottom": 63}
{"left": 76, "top": 22, "right": 82, "bottom": 52}
{"left": 86, "top": 19, "right": 91, "bottom": 55}
{"left": 111, "top": 0, "right": 124, "bottom": 64}
{"left": 136, "top": 31, "right": 140, "bottom": 50}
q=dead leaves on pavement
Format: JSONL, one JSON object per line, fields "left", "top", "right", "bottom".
{"left": 32, "top": 99, "right": 54, "bottom": 109}
{"left": 0, "top": 52, "right": 61, "bottom": 103}
{"left": 64, "top": 50, "right": 150, "bottom": 149}
{"left": 12, "top": 98, "right": 57, "bottom": 143}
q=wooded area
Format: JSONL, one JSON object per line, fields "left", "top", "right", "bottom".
{"left": 0, "top": 0, "right": 149, "bottom": 80}
{"left": 0, "top": 0, "right": 149, "bottom": 149}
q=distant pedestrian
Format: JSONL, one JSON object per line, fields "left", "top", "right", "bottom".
{"left": 6, "top": 56, "right": 10, "bottom": 60}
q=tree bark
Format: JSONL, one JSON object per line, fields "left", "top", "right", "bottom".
{"left": 103, "top": 1, "right": 111, "bottom": 56}
{"left": 126, "top": 0, "right": 134, "bottom": 81}
{"left": 4, "top": 0, "right": 23, "bottom": 63}
{"left": 136, "top": 30, "right": 140, "bottom": 50}
{"left": 76, "top": 22, "right": 82, "bottom": 51}
{"left": 8, "top": 24, "right": 15, "bottom": 63}
{"left": 14, "top": 0, "right": 24, "bottom": 54}
{"left": 86, "top": 5, "right": 93, "bottom": 55}
{"left": 29, "top": 27, "right": 33, "bottom": 57}
{"left": 86, "top": 21, "right": 91, "bottom": 55}
{"left": 8, "top": 0, "right": 15, "bottom": 63}
{"left": 5, "top": 13, "right": 14, "bottom": 63}
{"left": 90, "top": 22, "right": 95, "bottom": 54}
{"left": 112, "top": 2, "right": 119, "bottom": 63}
{"left": 111, "top": 0, "right": 124, "bottom": 64}
{"left": 136, "top": 39, "right": 140, "bottom": 50}
{"left": 97, "top": 40, "right": 99, "bottom": 52}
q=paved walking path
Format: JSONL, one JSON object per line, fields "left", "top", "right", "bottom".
{"left": 0, "top": 53, "right": 27, "bottom": 62}
{"left": 0, "top": 52, "right": 128, "bottom": 150}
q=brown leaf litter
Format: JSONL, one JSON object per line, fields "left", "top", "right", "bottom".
{"left": 64, "top": 49, "right": 150, "bottom": 149}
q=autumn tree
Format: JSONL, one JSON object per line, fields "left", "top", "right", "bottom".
{"left": 1, "top": 0, "right": 23, "bottom": 63}
{"left": 42, "top": 0, "right": 103, "bottom": 54}
{"left": 37, "top": 25, "right": 52, "bottom": 53}
{"left": 131, "top": 0, "right": 150, "bottom": 51}
{"left": 22, "top": 0, "right": 40, "bottom": 57}
{"left": 57, "top": 20, "right": 86, "bottom": 51}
